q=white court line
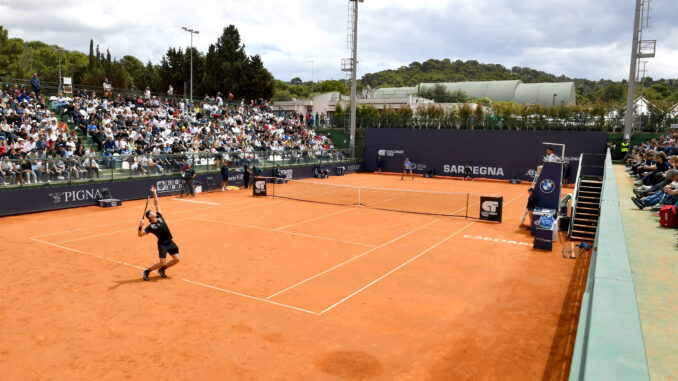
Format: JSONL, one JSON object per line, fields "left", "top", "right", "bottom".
{"left": 274, "top": 208, "right": 354, "bottom": 230}
{"left": 267, "top": 218, "right": 439, "bottom": 299}
{"left": 181, "top": 279, "right": 319, "bottom": 316}
{"left": 31, "top": 237, "right": 146, "bottom": 270}
{"left": 30, "top": 237, "right": 318, "bottom": 315}
{"left": 318, "top": 221, "right": 477, "bottom": 315}
{"left": 196, "top": 217, "right": 377, "bottom": 248}
{"left": 172, "top": 198, "right": 221, "bottom": 205}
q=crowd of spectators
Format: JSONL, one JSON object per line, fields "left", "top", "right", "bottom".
{"left": 626, "top": 134, "right": 678, "bottom": 217}
{"left": 0, "top": 79, "right": 339, "bottom": 186}
{"left": 0, "top": 82, "right": 93, "bottom": 185}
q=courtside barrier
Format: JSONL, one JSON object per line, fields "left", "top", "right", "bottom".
{"left": 0, "top": 162, "right": 364, "bottom": 216}
{"left": 365, "top": 128, "right": 607, "bottom": 182}
{"left": 568, "top": 152, "right": 649, "bottom": 380}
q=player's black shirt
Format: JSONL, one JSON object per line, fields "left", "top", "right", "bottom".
{"left": 145, "top": 212, "right": 173, "bottom": 245}
{"left": 526, "top": 194, "right": 537, "bottom": 210}
{"left": 184, "top": 167, "right": 195, "bottom": 181}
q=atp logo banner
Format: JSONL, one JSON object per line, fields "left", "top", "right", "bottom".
{"left": 253, "top": 177, "right": 267, "bottom": 196}
{"left": 479, "top": 196, "right": 503, "bottom": 223}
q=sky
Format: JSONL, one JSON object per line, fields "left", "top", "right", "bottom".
{"left": 1, "top": 0, "right": 677, "bottom": 82}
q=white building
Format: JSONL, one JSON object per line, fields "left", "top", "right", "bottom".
{"left": 272, "top": 92, "right": 433, "bottom": 117}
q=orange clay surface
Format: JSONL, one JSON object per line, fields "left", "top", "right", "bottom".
{"left": 0, "top": 173, "right": 588, "bottom": 380}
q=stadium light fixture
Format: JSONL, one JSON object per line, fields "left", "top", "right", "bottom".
{"left": 182, "top": 27, "right": 199, "bottom": 104}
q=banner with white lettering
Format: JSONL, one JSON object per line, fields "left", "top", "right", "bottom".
{"left": 365, "top": 128, "right": 606, "bottom": 182}
{"left": 0, "top": 162, "right": 364, "bottom": 216}
{"left": 253, "top": 177, "right": 267, "bottom": 196}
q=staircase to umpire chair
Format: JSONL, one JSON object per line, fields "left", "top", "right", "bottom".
{"left": 568, "top": 153, "right": 606, "bottom": 242}
{"left": 570, "top": 177, "right": 602, "bottom": 241}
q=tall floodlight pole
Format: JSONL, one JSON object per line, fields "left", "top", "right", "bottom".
{"left": 349, "top": 0, "right": 362, "bottom": 157}
{"left": 51, "top": 48, "right": 64, "bottom": 92}
{"left": 623, "top": 0, "right": 642, "bottom": 139}
{"left": 624, "top": 0, "right": 656, "bottom": 139}
{"left": 182, "top": 27, "right": 199, "bottom": 104}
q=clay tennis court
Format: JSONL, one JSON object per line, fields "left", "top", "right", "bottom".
{"left": 0, "top": 173, "right": 586, "bottom": 380}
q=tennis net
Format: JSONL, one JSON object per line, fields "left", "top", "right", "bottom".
{"left": 260, "top": 177, "right": 489, "bottom": 219}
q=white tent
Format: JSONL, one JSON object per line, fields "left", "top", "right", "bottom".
{"left": 669, "top": 103, "right": 678, "bottom": 118}
{"left": 605, "top": 96, "right": 652, "bottom": 119}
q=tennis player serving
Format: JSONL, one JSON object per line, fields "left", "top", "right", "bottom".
{"left": 138, "top": 185, "right": 180, "bottom": 281}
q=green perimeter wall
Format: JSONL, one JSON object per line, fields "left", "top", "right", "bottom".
{"left": 568, "top": 152, "right": 649, "bottom": 380}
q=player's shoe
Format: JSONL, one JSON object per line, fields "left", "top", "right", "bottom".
{"left": 158, "top": 268, "right": 167, "bottom": 278}
{"left": 142, "top": 269, "right": 150, "bottom": 281}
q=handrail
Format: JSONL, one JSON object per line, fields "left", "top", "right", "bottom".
{"left": 568, "top": 153, "right": 584, "bottom": 236}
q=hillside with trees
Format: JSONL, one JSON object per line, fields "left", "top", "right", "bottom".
{"left": 360, "top": 58, "right": 678, "bottom": 105}
{"left": 0, "top": 25, "right": 274, "bottom": 100}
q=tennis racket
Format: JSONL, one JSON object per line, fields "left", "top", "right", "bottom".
{"left": 141, "top": 195, "right": 150, "bottom": 221}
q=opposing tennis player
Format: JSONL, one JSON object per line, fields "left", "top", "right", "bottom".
{"left": 401, "top": 157, "right": 414, "bottom": 180}
{"left": 138, "top": 185, "right": 180, "bottom": 281}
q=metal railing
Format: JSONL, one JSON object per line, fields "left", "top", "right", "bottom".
{"left": 325, "top": 115, "right": 678, "bottom": 132}
{"left": 2, "top": 78, "right": 262, "bottom": 108}
{"left": 0, "top": 149, "right": 359, "bottom": 189}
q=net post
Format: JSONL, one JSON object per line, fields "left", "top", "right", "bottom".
{"left": 466, "top": 193, "right": 470, "bottom": 219}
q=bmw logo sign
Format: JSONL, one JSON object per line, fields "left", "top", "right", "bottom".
{"left": 540, "top": 179, "right": 555, "bottom": 193}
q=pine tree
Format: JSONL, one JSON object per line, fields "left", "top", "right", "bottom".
{"left": 88, "top": 39, "right": 94, "bottom": 70}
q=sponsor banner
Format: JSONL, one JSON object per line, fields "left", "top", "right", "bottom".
{"left": 0, "top": 162, "right": 364, "bottom": 216}
{"left": 443, "top": 164, "right": 504, "bottom": 177}
{"left": 365, "top": 128, "right": 606, "bottom": 181}
{"left": 479, "top": 196, "right": 503, "bottom": 223}
{"left": 533, "top": 162, "right": 562, "bottom": 211}
{"left": 377, "top": 149, "right": 405, "bottom": 157}
{"left": 253, "top": 177, "right": 267, "bottom": 196}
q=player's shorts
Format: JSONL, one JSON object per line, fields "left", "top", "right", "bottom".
{"left": 404, "top": 168, "right": 412, "bottom": 173}
{"left": 158, "top": 240, "right": 179, "bottom": 258}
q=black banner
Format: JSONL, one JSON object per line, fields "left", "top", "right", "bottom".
{"left": 365, "top": 129, "right": 607, "bottom": 182}
{"left": 533, "top": 162, "right": 563, "bottom": 211}
{"left": 0, "top": 162, "right": 364, "bottom": 216}
{"left": 479, "top": 196, "right": 503, "bottom": 222}
{"left": 252, "top": 177, "right": 267, "bottom": 196}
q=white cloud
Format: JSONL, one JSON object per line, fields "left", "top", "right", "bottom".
{"left": 1, "top": 0, "right": 676, "bottom": 81}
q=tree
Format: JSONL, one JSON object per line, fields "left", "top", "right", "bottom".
{"left": 290, "top": 77, "right": 302, "bottom": 85}
{"left": 241, "top": 54, "right": 274, "bottom": 100}
{"left": 597, "top": 83, "right": 625, "bottom": 102}
{"left": 88, "top": 39, "right": 94, "bottom": 71}
{"left": 121, "top": 55, "right": 146, "bottom": 89}
{"left": 418, "top": 84, "right": 469, "bottom": 103}
{"left": 0, "top": 27, "right": 24, "bottom": 78}
{"left": 644, "top": 84, "right": 672, "bottom": 102}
